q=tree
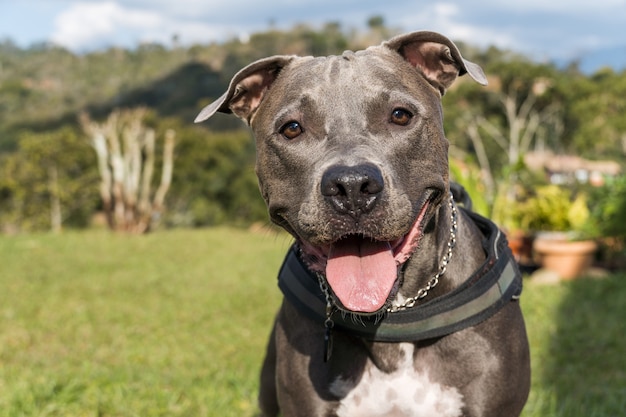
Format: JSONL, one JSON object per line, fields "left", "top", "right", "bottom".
{"left": 0, "top": 127, "right": 99, "bottom": 232}
{"left": 566, "top": 68, "right": 626, "bottom": 160}
{"left": 80, "top": 108, "right": 175, "bottom": 233}
{"left": 165, "top": 125, "right": 268, "bottom": 227}
{"left": 449, "top": 59, "right": 563, "bottom": 201}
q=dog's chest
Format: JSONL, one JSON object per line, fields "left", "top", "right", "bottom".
{"left": 329, "top": 344, "right": 464, "bottom": 417}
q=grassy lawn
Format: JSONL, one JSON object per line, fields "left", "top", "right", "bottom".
{"left": 1, "top": 228, "right": 625, "bottom": 416}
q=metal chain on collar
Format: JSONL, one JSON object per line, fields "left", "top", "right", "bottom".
{"left": 318, "top": 278, "right": 336, "bottom": 362}
{"left": 387, "top": 194, "right": 457, "bottom": 312}
{"left": 318, "top": 279, "right": 335, "bottom": 328}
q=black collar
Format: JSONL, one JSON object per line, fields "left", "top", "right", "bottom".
{"left": 277, "top": 208, "right": 522, "bottom": 342}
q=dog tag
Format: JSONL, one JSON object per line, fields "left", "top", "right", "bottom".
{"left": 324, "top": 319, "right": 334, "bottom": 362}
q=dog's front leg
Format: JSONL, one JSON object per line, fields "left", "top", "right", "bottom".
{"left": 258, "top": 320, "right": 280, "bottom": 416}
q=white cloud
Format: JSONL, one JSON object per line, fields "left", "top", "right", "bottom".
{"left": 52, "top": 0, "right": 356, "bottom": 51}
{"left": 396, "top": 3, "right": 516, "bottom": 50}
{"left": 51, "top": 1, "right": 161, "bottom": 49}
{"left": 104, "top": 0, "right": 232, "bottom": 20}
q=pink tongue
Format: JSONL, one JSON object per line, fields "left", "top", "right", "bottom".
{"left": 326, "top": 237, "right": 397, "bottom": 313}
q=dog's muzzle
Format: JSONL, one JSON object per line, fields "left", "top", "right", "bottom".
{"left": 298, "top": 192, "right": 438, "bottom": 314}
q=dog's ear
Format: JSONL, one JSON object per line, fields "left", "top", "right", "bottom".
{"left": 385, "top": 31, "right": 487, "bottom": 95}
{"left": 195, "top": 55, "right": 295, "bottom": 124}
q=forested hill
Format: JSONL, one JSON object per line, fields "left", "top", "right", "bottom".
{"left": 0, "top": 39, "right": 229, "bottom": 150}
{"left": 1, "top": 22, "right": 625, "bottom": 231}
{"left": 0, "top": 23, "right": 361, "bottom": 149}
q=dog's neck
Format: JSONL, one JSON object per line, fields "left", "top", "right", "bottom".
{"left": 398, "top": 199, "right": 486, "bottom": 304}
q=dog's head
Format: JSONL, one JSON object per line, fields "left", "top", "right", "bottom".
{"left": 196, "top": 31, "right": 486, "bottom": 315}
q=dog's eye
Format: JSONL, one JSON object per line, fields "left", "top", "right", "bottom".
{"left": 390, "top": 108, "right": 413, "bottom": 126}
{"left": 280, "top": 121, "right": 304, "bottom": 139}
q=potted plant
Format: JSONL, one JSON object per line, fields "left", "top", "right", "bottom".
{"left": 519, "top": 185, "right": 597, "bottom": 279}
{"left": 586, "top": 175, "right": 626, "bottom": 270}
{"left": 489, "top": 165, "right": 549, "bottom": 266}
{"left": 491, "top": 182, "right": 537, "bottom": 266}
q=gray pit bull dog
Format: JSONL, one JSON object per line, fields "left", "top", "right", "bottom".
{"left": 195, "top": 31, "right": 530, "bottom": 417}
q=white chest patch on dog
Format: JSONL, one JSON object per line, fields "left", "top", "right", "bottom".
{"left": 330, "top": 343, "right": 464, "bottom": 417}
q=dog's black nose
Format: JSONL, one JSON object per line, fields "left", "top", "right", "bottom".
{"left": 321, "top": 163, "right": 384, "bottom": 218}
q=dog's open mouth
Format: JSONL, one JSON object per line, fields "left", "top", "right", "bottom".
{"left": 300, "top": 198, "right": 433, "bottom": 314}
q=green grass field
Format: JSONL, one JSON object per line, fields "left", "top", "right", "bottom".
{"left": 1, "top": 228, "right": 625, "bottom": 416}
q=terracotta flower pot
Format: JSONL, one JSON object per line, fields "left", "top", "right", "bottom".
{"left": 533, "top": 236, "right": 597, "bottom": 280}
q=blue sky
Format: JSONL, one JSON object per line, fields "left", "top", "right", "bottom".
{"left": 1, "top": 0, "right": 625, "bottom": 71}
